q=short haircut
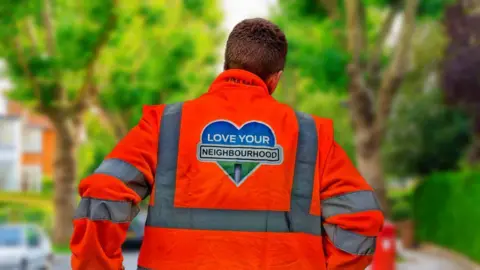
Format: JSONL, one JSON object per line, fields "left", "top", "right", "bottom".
{"left": 224, "top": 18, "right": 288, "bottom": 81}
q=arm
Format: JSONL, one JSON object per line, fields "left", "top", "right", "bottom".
{"left": 320, "top": 142, "right": 384, "bottom": 270}
{"left": 70, "top": 105, "right": 163, "bottom": 270}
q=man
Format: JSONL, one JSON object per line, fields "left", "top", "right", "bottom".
{"left": 71, "top": 18, "right": 384, "bottom": 270}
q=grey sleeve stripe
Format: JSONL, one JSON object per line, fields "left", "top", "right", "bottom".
{"left": 323, "top": 224, "right": 376, "bottom": 255}
{"left": 74, "top": 197, "right": 140, "bottom": 223}
{"left": 94, "top": 158, "right": 151, "bottom": 199}
{"left": 321, "top": 190, "right": 382, "bottom": 219}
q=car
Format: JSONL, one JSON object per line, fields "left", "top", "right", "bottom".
{"left": 0, "top": 224, "right": 53, "bottom": 270}
{"left": 122, "top": 211, "right": 147, "bottom": 249}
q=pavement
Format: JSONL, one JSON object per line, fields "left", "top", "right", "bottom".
{"left": 54, "top": 242, "right": 472, "bottom": 270}
{"left": 395, "top": 241, "right": 471, "bottom": 270}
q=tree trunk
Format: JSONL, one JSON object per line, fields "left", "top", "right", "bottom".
{"left": 467, "top": 133, "right": 480, "bottom": 165}
{"left": 52, "top": 118, "right": 79, "bottom": 245}
{"left": 354, "top": 127, "right": 389, "bottom": 215}
{"left": 345, "top": 0, "right": 419, "bottom": 216}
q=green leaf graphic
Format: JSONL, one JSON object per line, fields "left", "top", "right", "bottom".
{"left": 217, "top": 161, "right": 260, "bottom": 184}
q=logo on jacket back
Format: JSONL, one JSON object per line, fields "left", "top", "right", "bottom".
{"left": 197, "top": 120, "right": 284, "bottom": 186}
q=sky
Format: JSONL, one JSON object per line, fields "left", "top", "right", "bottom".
{"left": 221, "top": 0, "right": 277, "bottom": 32}
{"left": 218, "top": 0, "right": 277, "bottom": 71}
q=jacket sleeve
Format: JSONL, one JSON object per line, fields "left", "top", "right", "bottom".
{"left": 320, "top": 141, "right": 384, "bottom": 270}
{"left": 70, "top": 105, "right": 163, "bottom": 270}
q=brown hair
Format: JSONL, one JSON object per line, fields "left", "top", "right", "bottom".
{"left": 224, "top": 18, "right": 288, "bottom": 81}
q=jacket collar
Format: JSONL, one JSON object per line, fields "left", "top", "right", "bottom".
{"left": 208, "top": 69, "right": 270, "bottom": 95}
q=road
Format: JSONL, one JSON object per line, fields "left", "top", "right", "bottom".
{"left": 54, "top": 252, "right": 139, "bottom": 270}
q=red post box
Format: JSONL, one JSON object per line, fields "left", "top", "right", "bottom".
{"left": 371, "top": 221, "right": 396, "bottom": 270}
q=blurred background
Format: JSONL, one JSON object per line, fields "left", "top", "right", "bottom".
{"left": 0, "top": 0, "right": 479, "bottom": 269}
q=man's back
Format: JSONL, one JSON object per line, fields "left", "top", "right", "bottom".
{"left": 177, "top": 70, "right": 299, "bottom": 210}
{"left": 137, "top": 69, "right": 327, "bottom": 269}
{"left": 70, "top": 18, "right": 383, "bottom": 270}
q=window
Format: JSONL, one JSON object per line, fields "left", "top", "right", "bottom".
{"left": 22, "top": 127, "right": 42, "bottom": 153}
{"left": 21, "top": 165, "right": 42, "bottom": 192}
{"left": 26, "top": 227, "right": 40, "bottom": 248}
{"left": 0, "top": 227, "right": 22, "bottom": 247}
{"left": 0, "top": 119, "right": 15, "bottom": 147}
{"left": 0, "top": 164, "right": 11, "bottom": 190}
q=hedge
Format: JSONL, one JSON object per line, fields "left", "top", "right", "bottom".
{"left": 42, "top": 176, "right": 54, "bottom": 195}
{"left": 0, "top": 192, "right": 53, "bottom": 212}
{"left": 0, "top": 202, "right": 52, "bottom": 229}
{"left": 414, "top": 170, "right": 480, "bottom": 263}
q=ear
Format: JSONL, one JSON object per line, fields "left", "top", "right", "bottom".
{"left": 266, "top": 71, "right": 283, "bottom": 94}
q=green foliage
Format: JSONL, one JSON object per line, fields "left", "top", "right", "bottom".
{"left": 0, "top": 0, "right": 118, "bottom": 108}
{"left": 387, "top": 184, "right": 415, "bottom": 221}
{"left": 387, "top": 184, "right": 415, "bottom": 202}
{"left": 365, "top": 0, "right": 453, "bottom": 18}
{"left": 364, "top": 0, "right": 401, "bottom": 6}
{"left": 0, "top": 202, "right": 51, "bottom": 229}
{"left": 78, "top": 113, "right": 116, "bottom": 179}
{"left": 53, "top": 244, "right": 71, "bottom": 254}
{"left": 417, "top": 0, "right": 455, "bottom": 18}
{"left": 23, "top": 208, "right": 46, "bottom": 223}
{"left": 381, "top": 20, "right": 470, "bottom": 177}
{"left": 391, "top": 199, "right": 412, "bottom": 221}
{"left": 0, "top": 208, "right": 9, "bottom": 224}
{"left": 383, "top": 89, "right": 471, "bottom": 177}
{"left": 276, "top": 0, "right": 330, "bottom": 21}
{"left": 41, "top": 176, "right": 54, "bottom": 195}
{"left": 272, "top": 14, "right": 349, "bottom": 92}
{"left": 273, "top": 0, "right": 451, "bottom": 97}
{"left": 274, "top": 75, "right": 355, "bottom": 159}
{"left": 0, "top": 1, "right": 42, "bottom": 37}
{"left": 414, "top": 170, "right": 480, "bottom": 263}
{"left": 98, "top": 0, "right": 223, "bottom": 130}
{"left": 183, "top": 0, "right": 223, "bottom": 27}
{"left": 1, "top": 0, "right": 222, "bottom": 133}
{"left": 285, "top": 87, "right": 356, "bottom": 160}
{"left": 55, "top": 0, "right": 116, "bottom": 71}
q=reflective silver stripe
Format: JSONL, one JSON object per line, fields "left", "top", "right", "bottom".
{"left": 94, "top": 158, "right": 150, "bottom": 199}
{"left": 146, "top": 102, "right": 184, "bottom": 228}
{"left": 146, "top": 103, "right": 321, "bottom": 235}
{"left": 287, "top": 111, "right": 321, "bottom": 234}
{"left": 323, "top": 224, "right": 376, "bottom": 255}
{"left": 74, "top": 197, "right": 139, "bottom": 223}
{"left": 321, "top": 191, "right": 382, "bottom": 219}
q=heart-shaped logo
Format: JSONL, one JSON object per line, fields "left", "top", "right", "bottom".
{"left": 197, "top": 120, "right": 284, "bottom": 186}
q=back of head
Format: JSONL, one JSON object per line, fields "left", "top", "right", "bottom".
{"left": 224, "top": 18, "right": 288, "bottom": 82}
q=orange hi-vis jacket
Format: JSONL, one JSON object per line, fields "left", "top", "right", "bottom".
{"left": 71, "top": 69, "right": 384, "bottom": 270}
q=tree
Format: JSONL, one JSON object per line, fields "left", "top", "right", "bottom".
{"left": 96, "top": 1, "right": 223, "bottom": 140}
{"left": 442, "top": 0, "right": 480, "bottom": 164}
{"left": 0, "top": 0, "right": 223, "bottom": 245}
{"left": 345, "top": 0, "right": 418, "bottom": 213}
{"left": 273, "top": 0, "right": 452, "bottom": 211}
{"left": 0, "top": 0, "right": 117, "bottom": 245}
{"left": 384, "top": 89, "right": 471, "bottom": 177}
{"left": 384, "top": 19, "right": 471, "bottom": 177}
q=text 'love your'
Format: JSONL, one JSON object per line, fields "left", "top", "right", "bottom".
{"left": 206, "top": 134, "right": 271, "bottom": 145}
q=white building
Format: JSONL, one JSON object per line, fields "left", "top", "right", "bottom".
{"left": 0, "top": 69, "right": 52, "bottom": 192}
